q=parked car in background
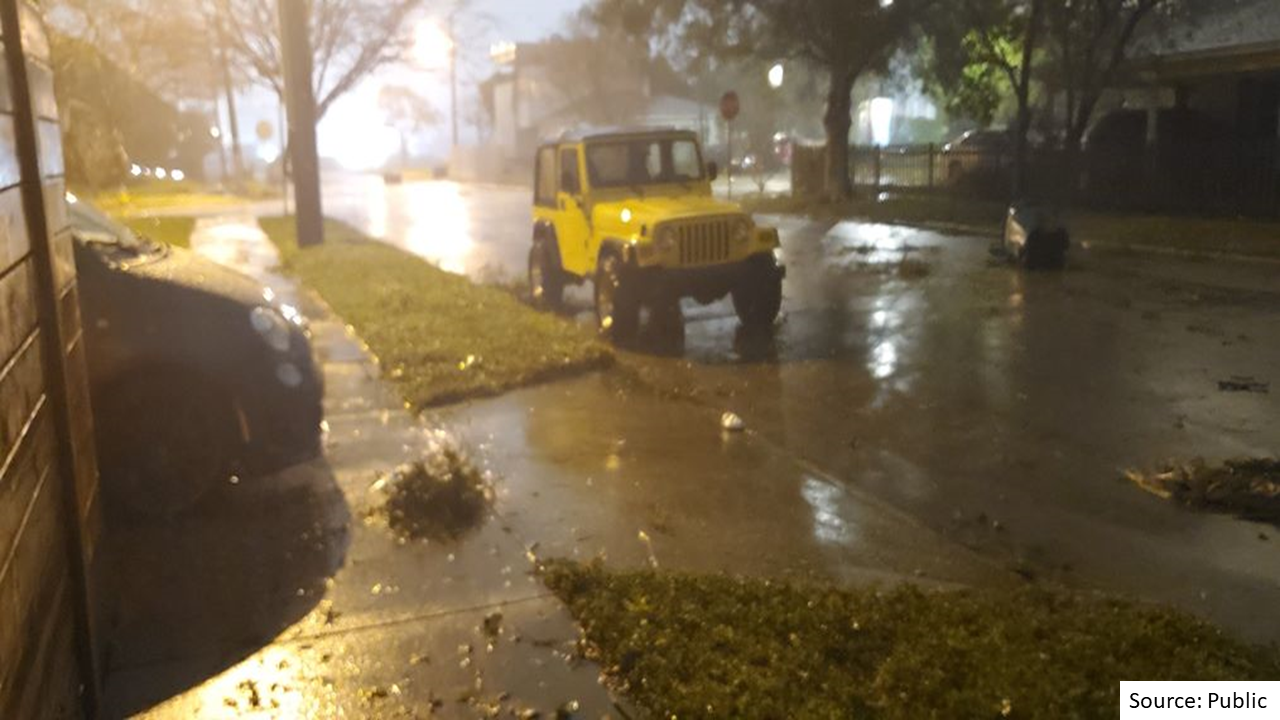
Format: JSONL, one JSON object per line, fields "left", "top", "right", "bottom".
{"left": 70, "top": 199, "right": 324, "bottom": 514}
{"left": 942, "top": 128, "right": 1013, "bottom": 188}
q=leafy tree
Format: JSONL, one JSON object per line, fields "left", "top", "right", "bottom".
{"left": 590, "top": 0, "right": 929, "bottom": 199}
{"left": 51, "top": 35, "right": 215, "bottom": 188}
{"left": 918, "top": 0, "right": 1044, "bottom": 194}
{"left": 532, "top": 19, "right": 658, "bottom": 127}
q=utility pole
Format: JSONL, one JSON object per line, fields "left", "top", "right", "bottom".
{"left": 278, "top": 0, "right": 324, "bottom": 247}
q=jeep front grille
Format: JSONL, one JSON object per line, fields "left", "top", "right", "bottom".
{"left": 673, "top": 219, "right": 733, "bottom": 266}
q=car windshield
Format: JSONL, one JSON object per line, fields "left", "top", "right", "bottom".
{"left": 585, "top": 137, "right": 704, "bottom": 189}
{"left": 68, "top": 197, "right": 151, "bottom": 254}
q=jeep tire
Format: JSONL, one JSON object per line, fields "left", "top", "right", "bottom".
{"left": 732, "top": 254, "right": 783, "bottom": 329}
{"left": 595, "top": 251, "right": 640, "bottom": 340}
{"left": 529, "top": 236, "right": 564, "bottom": 310}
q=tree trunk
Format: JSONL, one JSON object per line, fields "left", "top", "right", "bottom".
{"left": 823, "top": 67, "right": 854, "bottom": 200}
{"left": 1011, "top": 0, "right": 1044, "bottom": 199}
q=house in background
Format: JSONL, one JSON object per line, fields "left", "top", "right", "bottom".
{"left": 1077, "top": 0, "right": 1280, "bottom": 215}
{"left": 459, "top": 41, "right": 718, "bottom": 182}
{"left": 1125, "top": 0, "right": 1280, "bottom": 142}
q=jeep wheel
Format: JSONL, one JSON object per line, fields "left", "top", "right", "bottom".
{"left": 732, "top": 254, "right": 783, "bottom": 329}
{"left": 595, "top": 251, "right": 640, "bottom": 340}
{"left": 528, "top": 237, "right": 564, "bottom": 310}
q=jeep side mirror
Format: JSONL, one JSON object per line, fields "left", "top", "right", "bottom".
{"left": 707, "top": 161, "right": 719, "bottom": 182}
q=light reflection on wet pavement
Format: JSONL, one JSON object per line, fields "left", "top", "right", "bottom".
{"left": 327, "top": 174, "right": 1280, "bottom": 642}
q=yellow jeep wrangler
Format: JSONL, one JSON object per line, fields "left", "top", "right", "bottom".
{"left": 528, "top": 127, "right": 784, "bottom": 339}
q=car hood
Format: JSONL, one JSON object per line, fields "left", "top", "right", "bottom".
{"left": 122, "top": 245, "right": 270, "bottom": 309}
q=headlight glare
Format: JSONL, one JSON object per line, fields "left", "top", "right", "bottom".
{"left": 250, "top": 306, "right": 292, "bottom": 353}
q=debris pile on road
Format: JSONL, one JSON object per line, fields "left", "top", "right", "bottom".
{"left": 1126, "top": 458, "right": 1280, "bottom": 524}
{"left": 1218, "top": 377, "right": 1269, "bottom": 394}
{"left": 374, "top": 436, "right": 494, "bottom": 542}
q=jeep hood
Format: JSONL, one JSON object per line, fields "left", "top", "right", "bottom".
{"left": 593, "top": 195, "right": 748, "bottom": 226}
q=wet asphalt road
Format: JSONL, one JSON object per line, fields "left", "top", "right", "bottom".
{"left": 323, "top": 173, "right": 1280, "bottom": 640}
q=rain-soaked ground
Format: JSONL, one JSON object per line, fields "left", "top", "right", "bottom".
{"left": 99, "top": 177, "right": 1280, "bottom": 717}
{"left": 325, "top": 173, "right": 1280, "bottom": 642}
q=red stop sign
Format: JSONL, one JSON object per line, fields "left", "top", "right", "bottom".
{"left": 720, "top": 91, "right": 740, "bottom": 122}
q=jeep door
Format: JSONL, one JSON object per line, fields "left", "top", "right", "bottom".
{"left": 554, "top": 146, "right": 593, "bottom": 276}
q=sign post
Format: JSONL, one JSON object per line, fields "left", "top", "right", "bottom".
{"left": 720, "top": 91, "right": 740, "bottom": 200}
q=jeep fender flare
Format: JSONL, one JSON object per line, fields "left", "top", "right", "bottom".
{"left": 597, "top": 238, "right": 634, "bottom": 267}
{"left": 532, "top": 220, "right": 565, "bottom": 272}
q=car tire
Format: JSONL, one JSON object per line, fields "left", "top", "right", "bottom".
{"left": 528, "top": 236, "right": 564, "bottom": 310}
{"left": 732, "top": 254, "right": 783, "bottom": 329}
{"left": 1022, "top": 231, "right": 1068, "bottom": 271}
{"left": 97, "top": 371, "right": 240, "bottom": 518}
{"left": 594, "top": 250, "right": 640, "bottom": 341}
{"left": 649, "top": 293, "right": 685, "bottom": 347}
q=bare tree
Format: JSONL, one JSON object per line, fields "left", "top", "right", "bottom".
{"left": 1044, "top": 0, "right": 1173, "bottom": 153}
{"left": 379, "top": 84, "right": 438, "bottom": 166}
{"left": 214, "top": 0, "right": 432, "bottom": 120}
{"left": 47, "top": 0, "right": 219, "bottom": 102}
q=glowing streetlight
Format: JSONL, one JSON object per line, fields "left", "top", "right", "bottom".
{"left": 414, "top": 20, "right": 454, "bottom": 69}
{"left": 768, "top": 63, "right": 785, "bottom": 89}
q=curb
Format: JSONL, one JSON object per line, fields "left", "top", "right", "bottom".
{"left": 762, "top": 210, "right": 1280, "bottom": 265}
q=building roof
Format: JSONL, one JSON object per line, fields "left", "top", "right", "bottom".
{"left": 1132, "top": 0, "right": 1280, "bottom": 79}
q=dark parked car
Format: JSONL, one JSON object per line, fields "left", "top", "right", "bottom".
{"left": 70, "top": 200, "right": 324, "bottom": 513}
{"left": 942, "top": 129, "right": 1013, "bottom": 188}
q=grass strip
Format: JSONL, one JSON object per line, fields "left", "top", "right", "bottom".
{"left": 543, "top": 560, "right": 1280, "bottom": 719}
{"left": 260, "top": 216, "right": 612, "bottom": 408}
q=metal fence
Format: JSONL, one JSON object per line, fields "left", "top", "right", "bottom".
{"left": 842, "top": 140, "right": 1280, "bottom": 218}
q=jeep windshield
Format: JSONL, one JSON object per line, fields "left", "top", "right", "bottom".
{"left": 585, "top": 137, "right": 704, "bottom": 189}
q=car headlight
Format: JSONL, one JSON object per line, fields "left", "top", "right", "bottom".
{"left": 733, "top": 218, "right": 752, "bottom": 245}
{"left": 656, "top": 227, "right": 677, "bottom": 252}
{"left": 250, "top": 306, "right": 292, "bottom": 353}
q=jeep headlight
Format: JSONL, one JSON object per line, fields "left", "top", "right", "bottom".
{"left": 733, "top": 218, "right": 752, "bottom": 245}
{"left": 250, "top": 306, "right": 292, "bottom": 353}
{"left": 656, "top": 227, "right": 677, "bottom": 252}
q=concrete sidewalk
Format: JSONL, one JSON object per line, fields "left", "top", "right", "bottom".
{"left": 101, "top": 216, "right": 621, "bottom": 719}
{"left": 100, "top": 215, "right": 1008, "bottom": 718}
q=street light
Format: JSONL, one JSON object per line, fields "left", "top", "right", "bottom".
{"left": 768, "top": 63, "right": 785, "bottom": 89}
